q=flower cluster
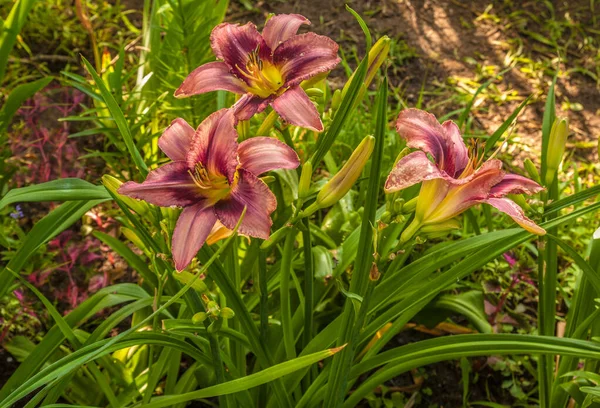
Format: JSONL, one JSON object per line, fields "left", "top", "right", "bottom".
{"left": 385, "top": 109, "right": 545, "bottom": 242}
{"left": 119, "top": 14, "right": 544, "bottom": 272}
{"left": 119, "top": 14, "right": 343, "bottom": 270}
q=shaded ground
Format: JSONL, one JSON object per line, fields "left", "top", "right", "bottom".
{"left": 231, "top": 0, "right": 600, "bottom": 167}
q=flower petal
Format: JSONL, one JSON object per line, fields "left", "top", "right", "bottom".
{"left": 210, "top": 22, "right": 265, "bottom": 73}
{"left": 396, "top": 109, "right": 447, "bottom": 167}
{"left": 384, "top": 151, "right": 447, "bottom": 193}
{"left": 396, "top": 109, "right": 468, "bottom": 177}
{"left": 172, "top": 203, "right": 217, "bottom": 271}
{"left": 118, "top": 162, "right": 199, "bottom": 207}
{"left": 272, "top": 86, "right": 323, "bottom": 131}
{"left": 489, "top": 173, "right": 544, "bottom": 197}
{"left": 206, "top": 220, "right": 234, "bottom": 246}
{"left": 262, "top": 14, "right": 310, "bottom": 51}
{"left": 187, "top": 109, "right": 239, "bottom": 182}
{"left": 274, "top": 32, "right": 340, "bottom": 87}
{"left": 174, "top": 62, "right": 247, "bottom": 98}
{"left": 214, "top": 170, "right": 276, "bottom": 239}
{"left": 158, "top": 118, "right": 195, "bottom": 162}
{"left": 483, "top": 197, "right": 546, "bottom": 235}
{"left": 441, "top": 120, "right": 469, "bottom": 176}
{"left": 232, "top": 93, "right": 270, "bottom": 120}
{"left": 237, "top": 136, "right": 300, "bottom": 175}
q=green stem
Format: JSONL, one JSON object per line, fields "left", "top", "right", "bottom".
{"left": 280, "top": 229, "right": 297, "bottom": 361}
{"left": 259, "top": 249, "right": 269, "bottom": 343}
{"left": 538, "top": 177, "right": 559, "bottom": 407}
{"left": 301, "top": 218, "right": 315, "bottom": 391}
{"left": 324, "top": 77, "right": 387, "bottom": 408}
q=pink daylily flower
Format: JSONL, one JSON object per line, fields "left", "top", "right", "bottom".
{"left": 385, "top": 109, "right": 545, "bottom": 241}
{"left": 119, "top": 109, "right": 299, "bottom": 271}
{"left": 174, "top": 14, "right": 340, "bottom": 132}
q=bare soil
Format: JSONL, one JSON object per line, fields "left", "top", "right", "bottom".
{"left": 230, "top": 0, "right": 600, "bottom": 166}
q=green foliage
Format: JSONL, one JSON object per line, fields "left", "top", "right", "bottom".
{"left": 1, "top": 2, "right": 599, "bottom": 408}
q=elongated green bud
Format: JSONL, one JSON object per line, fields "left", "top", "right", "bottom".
{"left": 330, "top": 89, "right": 342, "bottom": 113}
{"left": 342, "top": 36, "right": 391, "bottom": 103}
{"left": 524, "top": 158, "right": 541, "bottom": 185}
{"left": 316, "top": 135, "right": 375, "bottom": 208}
{"left": 103, "top": 175, "right": 150, "bottom": 216}
{"left": 298, "top": 161, "right": 313, "bottom": 198}
{"left": 545, "top": 117, "right": 569, "bottom": 186}
{"left": 402, "top": 197, "right": 418, "bottom": 214}
{"left": 305, "top": 88, "right": 325, "bottom": 98}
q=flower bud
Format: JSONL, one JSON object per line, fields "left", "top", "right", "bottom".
{"left": 342, "top": 36, "right": 391, "bottom": 103}
{"left": 192, "top": 312, "right": 208, "bottom": 324}
{"left": 545, "top": 117, "right": 569, "bottom": 186}
{"left": 316, "top": 135, "right": 375, "bottom": 208}
{"left": 393, "top": 198, "right": 404, "bottom": 214}
{"left": 305, "top": 88, "right": 325, "bottom": 99}
{"left": 220, "top": 307, "right": 235, "bottom": 319}
{"left": 206, "top": 300, "right": 220, "bottom": 316}
{"left": 524, "top": 159, "right": 541, "bottom": 185}
{"left": 104, "top": 175, "right": 151, "bottom": 216}
{"left": 330, "top": 89, "right": 342, "bottom": 113}
{"left": 401, "top": 197, "right": 417, "bottom": 214}
{"left": 298, "top": 161, "right": 313, "bottom": 198}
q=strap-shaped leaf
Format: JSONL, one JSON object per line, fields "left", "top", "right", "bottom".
{"left": 0, "top": 178, "right": 110, "bottom": 210}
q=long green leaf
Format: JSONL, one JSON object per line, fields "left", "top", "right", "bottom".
{"left": 0, "top": 283, "right": 146, "bottom": 400}
{"left": 484, "top": 94, "right": 532, "bottom": 153}
{"left": 325, "top": 76, "right": 387, "bottom": 408}
{"left": 141, "top": 346, "right": 344, "bottom": 408}
{"left": 343, "top": 334, "right": 600, "bottom": 407}
{"left": 0, "top": 179, "right": 110, "bottom": 209}
{"left": 0, "top": 0, "right": 36, "bottom": 81}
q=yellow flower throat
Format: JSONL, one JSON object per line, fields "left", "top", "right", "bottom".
{"left": 238, "top": 46, "right": 284, "bottom": 98}
{"left": 189, "top": 163, "right": 232, "bottom": 204}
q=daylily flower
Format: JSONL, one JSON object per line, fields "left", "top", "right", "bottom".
{"left": 119, "top": 109, "right": 299, "bottom": 270}
{"left": 175, "top": 14, "right": 340, "bottom": 132}
{"left": 385, "top": 109, "right": 545, "bottom": 242}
